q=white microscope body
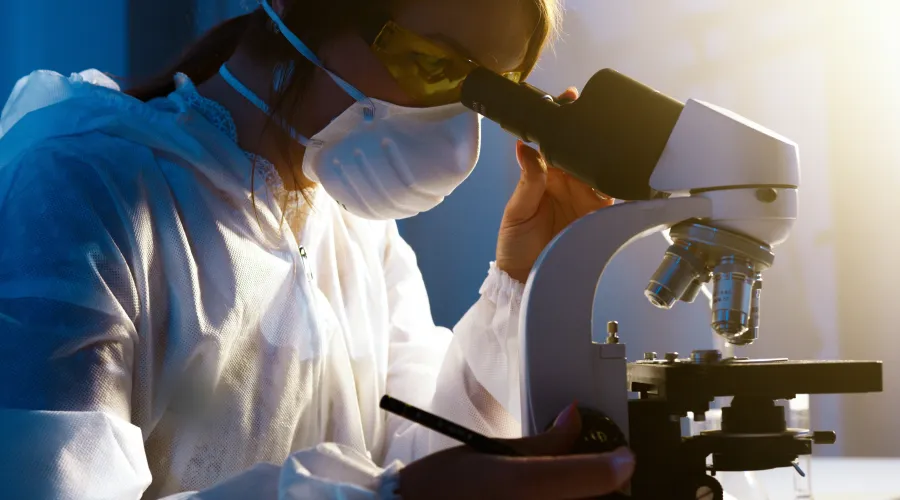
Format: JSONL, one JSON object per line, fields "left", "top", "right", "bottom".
{"left": 518, "top": 98, "right": 800, "bottom": 438}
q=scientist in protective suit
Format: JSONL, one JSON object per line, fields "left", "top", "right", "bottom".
{"left": 0, "top": 0, "right": 633, "bottom": 498}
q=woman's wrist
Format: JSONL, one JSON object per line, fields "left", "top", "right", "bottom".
{"left": 481, "top": 262, "right": 527, "bottom": 303}
{"left": 499, "top": 266, "right": 529, "bottom": 284}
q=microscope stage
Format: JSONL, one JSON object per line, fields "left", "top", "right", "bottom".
{"left": 628, "top": 358, "right": 882, "bottom": 404}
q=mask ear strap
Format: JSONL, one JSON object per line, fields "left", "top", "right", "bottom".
{"left": 219, "top": 64, "right": 310, "bottom": 146}
{"left": 260, "top": 0, "right": 374, "bottom": 118}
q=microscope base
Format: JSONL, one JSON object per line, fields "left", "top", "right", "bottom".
{"left": 621, "top": 357, "right": 882, "bottom": 500}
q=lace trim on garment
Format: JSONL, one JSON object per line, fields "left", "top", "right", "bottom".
{"left": 175, "top": 74, "right": 285, "bottom": 193}
{"left": 174, "top": 75, "right": 318, "bottom": 235}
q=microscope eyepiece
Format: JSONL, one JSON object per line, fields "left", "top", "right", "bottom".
{"left": 460, "top": 67, "right": 559, "bottom": 145}
{"left": 460, "top": 66, "right": 684, "bottom": 201}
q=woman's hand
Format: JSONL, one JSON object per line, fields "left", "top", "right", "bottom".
{"left": 397, "top": 404, "right": 635, "bottom": 500}
{"left": 496, "top": 87, "right": 615, "bottom": 283}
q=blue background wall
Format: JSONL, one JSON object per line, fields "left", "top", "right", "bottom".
{"left": 1, "top": 0, "right": 128, "bottom": 94}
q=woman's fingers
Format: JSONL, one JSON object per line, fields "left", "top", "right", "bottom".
{"left": 505, "top": 140, "right": 548, "bottom": 224}
{"left": 558, "top": 86, "right": 579, "bottom": 102}
{"left": 565, "top": 172, "right": 616, "bottom": 214}
{"left": 498, "top": 447, "right": 636, "bottom": 500}
{"left": 397, "top": 403, "right": 636, "bottom": 500}
{"left": 497, "top": 404, "right": 634, "bottom": 499}
{"left": 498, "top": 403, "right": 582, "bottom": 456}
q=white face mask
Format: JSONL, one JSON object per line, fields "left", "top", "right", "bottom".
{"left": 219, "top": 0, "right": 482, "bottom": 220}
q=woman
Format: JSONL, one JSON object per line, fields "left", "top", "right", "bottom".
{"left": 0, "top": 0, "right": 632, "bottom": 498}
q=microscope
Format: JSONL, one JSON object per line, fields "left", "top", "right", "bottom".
{"left": 461, "top": 68, "right": 883, "bottom": 499}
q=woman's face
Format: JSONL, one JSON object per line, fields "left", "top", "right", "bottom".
{"left": 296, "top": 0, "right": 538, "bottom": 132}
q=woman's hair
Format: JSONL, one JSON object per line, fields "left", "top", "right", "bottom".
{"left": 126, "top": 0, "right": 561, "bottom": 216}
{"left": 126, "top": 0, "right": 561, "bottom": 102}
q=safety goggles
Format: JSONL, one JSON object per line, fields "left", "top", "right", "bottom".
{"left": 362, "top": 17, "right": 524, "bottom": 106}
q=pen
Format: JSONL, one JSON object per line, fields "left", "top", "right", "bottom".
{"left": 379, "top": 394, "right": 523, "bottom": 456}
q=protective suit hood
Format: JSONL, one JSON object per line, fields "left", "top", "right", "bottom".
{"left": 0, "top": 70, "right": 262, "bottom": 206}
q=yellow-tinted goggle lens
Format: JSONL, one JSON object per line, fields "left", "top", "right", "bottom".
{"left": 371, "top": 21, "right": 522, "bottom": 106}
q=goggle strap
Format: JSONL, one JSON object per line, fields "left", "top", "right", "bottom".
{"left": 260, "top": 0, "right": 374, "bottom": 116}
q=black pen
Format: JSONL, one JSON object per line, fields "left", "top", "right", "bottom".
{"left": 380, "top": 394, "right": 523, "bottom": 456}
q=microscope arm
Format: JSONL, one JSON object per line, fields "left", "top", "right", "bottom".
{"left": 520, "top": 196, "right": 713, "bottom": 437}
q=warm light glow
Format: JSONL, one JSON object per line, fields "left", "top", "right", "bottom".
{"left": 839, "top": 0, "right": 900, "bottom": 62}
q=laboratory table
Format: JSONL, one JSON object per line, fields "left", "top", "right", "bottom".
{"left": 718, "top": 457, "right": 900, "bottom": 499}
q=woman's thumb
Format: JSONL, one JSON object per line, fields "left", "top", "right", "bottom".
{"left": 550, "top": 403, "right": 581, "bottom": 433}
{"left": 510, "top": 403, "right": 582, "bottom": 456}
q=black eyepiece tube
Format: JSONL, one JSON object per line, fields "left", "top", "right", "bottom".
{"left": 460, "top": 68, "right": 559, "bottom": 144}
{"left": 460, "top": 67, "right": 686, "bottom": 201}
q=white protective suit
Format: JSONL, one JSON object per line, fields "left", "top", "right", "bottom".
{"left": 0, "top": 70, "right": 525, "bottom": 499}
